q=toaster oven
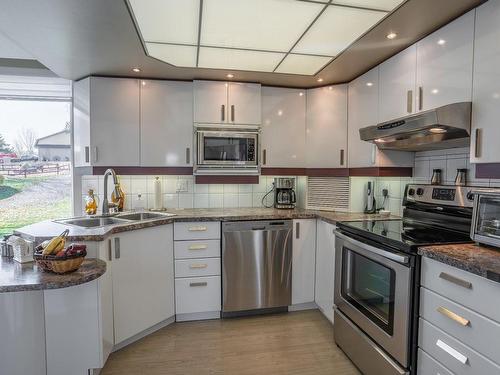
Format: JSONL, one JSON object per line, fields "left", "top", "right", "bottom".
{"left": 471, "top": 189, "right": 500, "bottom": 247}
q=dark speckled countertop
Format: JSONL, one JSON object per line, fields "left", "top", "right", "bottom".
{"left": 419, "top": 243, "right": 500, "bottom": 283}
{"left": 0, "top": 257, "right": 106, "bottom": 293}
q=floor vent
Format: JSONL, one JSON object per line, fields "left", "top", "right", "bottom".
{"left": 306, "top": 176, "right": 350, "bottom": 211}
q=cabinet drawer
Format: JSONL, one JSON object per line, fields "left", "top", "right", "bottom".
{"left": 419, "top": 318, "right": 500, "bottom": 375}
{"left": 175, "top": 258, "right": 221, "bottom": 278}
{"left": 174, "top": 240, "right": 220, "bottom": 259}
{"left": 175, "top": 276, "right": 221, "bottom": 314}
{"left": 420, "top": 287, "right": 500, "bottom": 364}
{"left": 421, "top": 257, "right": 500, "bottom": 323}
{"left": 174, "top": 221, "right": 220, "bottom": 240}
{"left": 417, "top": 349, "right": 453, "bottom": 375}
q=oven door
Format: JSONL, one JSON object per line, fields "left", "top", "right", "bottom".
{"left": 197, "top": 129, "right": 258, "bottom": 166}
{"left": 334, "top": 230, "right": 412, "bottom": 367}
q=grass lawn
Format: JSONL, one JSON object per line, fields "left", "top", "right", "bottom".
{"left": 0, "top": 176, "right": 43, "bottom": 200}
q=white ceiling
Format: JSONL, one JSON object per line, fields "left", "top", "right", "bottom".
{"left": 0, "top": 31, "right": 33, "bottom": 60}
{"left": 128, "top": 0, "right": 405, "bottom": 76}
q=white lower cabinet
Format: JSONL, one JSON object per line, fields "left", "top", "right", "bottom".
{"left": 315, "top": 220, "right": 336, "bottom": 323}
{"left": 175, "top": 276, "right": 222, "bottom": 315}
{"left": 292, "top": 219, "right": 316, "bottom": 306}
{"left": 110, "top": 225, "right": 175, "bottom": 345}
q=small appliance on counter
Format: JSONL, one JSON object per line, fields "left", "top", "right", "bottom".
{"left": 471, "top": 188, "right": 500, "bottom": 247}
{"left": 274, "top": 177, "right": 296, "bottom": 209}
{"left": 364, "top": 181, "right": 376, "bottom": 214}
{"left": 430, "top": 168, "right": 442, "bottom": 185}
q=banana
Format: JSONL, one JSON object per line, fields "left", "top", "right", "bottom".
{"left": 42, "top": 230, "right": 69, "bottom": 255}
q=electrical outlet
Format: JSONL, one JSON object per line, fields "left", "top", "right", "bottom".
{"left": 176, "top": 180, "right": 188, "bottom": 193}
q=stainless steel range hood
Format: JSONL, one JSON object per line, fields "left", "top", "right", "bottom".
{"left": 359, "top": 102, "right": 472, "bottom": 151}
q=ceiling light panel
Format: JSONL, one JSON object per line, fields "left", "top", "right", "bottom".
{"left": 275, "top": 54, "right": 331, "bottom": 75}
{"left": 331, "top": 0, "right": 405, "bottom": 12}
{"left": 201, "top": 0, "right": 323, "bottom": 52}
{"left": 146, "top": 43, "right": 197, "bottom": 67}
{"left": 292, "top": 5, "right": 385, "bottom": 56}
{"left": 198, "top": 47, "right": 285, "bottom": 72}
{"left": 128, "top": 0, "right": 199, "bottom": 44}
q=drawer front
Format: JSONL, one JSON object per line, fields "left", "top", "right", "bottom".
{"left": 175, "top": 258, "right": 221, "bottom": 278}
{"left": 174, "top": 221, "right": 220, "bottom": 241}
{"left": 175, "top": 276, "right": 221, "bottom": 314}
{"left": 421, "top": 257, "right": 500, "bottom": 323}
{"left": 419, "top": 318, "right": 500, "bottom": 375}
{"left": 417, "top": 349, "right": 453, "bottom": 375}
{"left": 420, "top": 287, "right": 500, "bottom": 364}
{"left": 174, "top": 240, "right": 220, "bottom": 259}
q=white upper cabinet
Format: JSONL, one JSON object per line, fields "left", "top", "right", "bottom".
{"left": 416, "top": 11, "right": 474, "bottom": 112}
{"left": 73, "top": 78, "right": 91, "bottom": 167}
{"left": 140, "top": 80, "right": 193, "bottom": 166}
{"left": 471, "top": 1, "right": 500, "bottom": 163}
{"left": 306, "top": 85, "right": 348, "bottom": 168}
{"left": 348, "top": 67, "right": 414, "bottom": 168}
{"left": 194, "top": 80, "right": 261, "bottom": 125}
{"left": 261, "top": 87, "right": 306, "bottom": 167}
{"left": 379, "top": 45, "right": 417, "bottom": 123}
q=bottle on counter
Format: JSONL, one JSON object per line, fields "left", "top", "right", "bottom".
{"left": 111, "top": 177, "right": 125, "bottom": 212}
{"left": 84, "top": 189, "right": 99, "bottom": 215}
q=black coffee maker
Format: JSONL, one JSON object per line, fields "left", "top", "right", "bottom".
{"left": 274, "top": 178, "right": 296, "bottom": 209}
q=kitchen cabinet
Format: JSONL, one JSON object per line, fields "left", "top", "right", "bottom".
{"left": 110, "top": 225, "right": 175, "bottom": 344}
{"left": 261, "top": 87, "right": 306, "bottom": 168}
{"left": 379, "top": 45, "right": 417, "bottom": 123}
{"left": 194, "top": 80, "right": 261, "bottom": 125}
{"left": 348, "top": 67, "right": 414, "bottom": 168}
{"left": 416, "top": 11, "right": 474, "bottom": 112}
{"left": 306, "top": 85, "right": 348, "bottom": 168}
{"left": 292, "top": 219, "right": 316, "bottom": 305}
{"left": 471, "top": 0, "right": 500, "bottom": 164}
{"left": 140, "top": 80, "right": 193, "bottom": 166}
{"left": 315, "top": 220, "right": 336, "bottom": 323}
{"left": 73, "top": 77, "right": 140, "bottom": 167}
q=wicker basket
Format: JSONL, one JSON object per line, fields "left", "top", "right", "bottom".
{"left": 34, "top": 252, "right": 86, "bottom": 274}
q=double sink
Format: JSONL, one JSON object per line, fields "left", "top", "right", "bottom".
{"left": 57, "top": 212, "right": 176, "bottom": 228}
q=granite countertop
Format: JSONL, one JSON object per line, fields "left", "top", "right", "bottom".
{"left": 15, "top": 208, "right": 397, "bottom": 242}
{"left": 0, "top": 257, "right": 106, "bottom": 293}
{"left": 419, "top": 243, "right": 500, "bottom": 283}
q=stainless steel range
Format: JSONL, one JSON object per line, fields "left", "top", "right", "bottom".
{"left": 334, "top": 184, "right": 477, "bottom": 375}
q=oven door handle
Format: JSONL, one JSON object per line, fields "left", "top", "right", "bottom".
{"left": 334, "top": 230, "right": 410, "bottom": 265}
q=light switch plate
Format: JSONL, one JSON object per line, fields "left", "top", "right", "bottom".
{"left": 176, "top": 180, "right": 188, "bottom": 192}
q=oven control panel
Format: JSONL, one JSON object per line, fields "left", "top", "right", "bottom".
{"left": 405, "top": 184, "right": 476, "bottom": 207}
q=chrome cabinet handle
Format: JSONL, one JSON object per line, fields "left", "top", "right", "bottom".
{"left": 186, "top": 147, "right": 190, "bottom": 164}
{"left": 295, "top": 222, "right": 300, "bottom": 239}
{"left": 108, "top": 239, "right": 112, "bottom": 261}
{"left": 418, "top": 86, "right": 423, "bottom": 111}
{"left": 231, "top": 105, "right": 235, "bottom": 122}
{"left": 85, "top": 146, "right": 90, "bottom": 163}
{"left": 371, "top": 144, "right": 376, "bottom": 165}
{"left": 437, "top": 306, "right": 470, "bottom": 326}
{"left": 439, "top": 272, "right": 472, "bottom": 289}
{"left": 221, "top": 104, "right": 225, "bottom": 122}
{"left": 188, "top": 226, "right": 207, "bottom": 232}
{"left": 189, "top": 263, "right": 208, "bottom": 269}
{"left": 475, "top": 128, "right": 482, "bottom": 158}
{"left": 94, "top": 147, "right": 98, "bottom": 163}
{"left": 263, "top": 149, "right": 267, "bottom": 165}
{"left": 436, "top": 339, "right": 468, "bottom": 364}
{"left": 189, "top": 282, "right": 208, "bottom": 287}
{"left": 340, "top": 149, "right": 345, "bottom": 166}
{"left": 407, "top": 90, "right": 413, "bottom": 113}
{"left": 114, "top": 237, "right": 120, "bottom": 259}
{"left": 188, "top": 244, "right": 208, "bottom": 250}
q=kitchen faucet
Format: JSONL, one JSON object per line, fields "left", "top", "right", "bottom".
{"left": 102, "top": 168, "right": 122, "bottom": 215}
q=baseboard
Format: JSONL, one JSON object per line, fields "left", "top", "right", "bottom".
{"left": 112, "top": 315, "right": 175, "bottom": 352}
{"left": 176, "top": 311, "right": 221, "bottom": 322}
{"left": 288, "top": 302, "right": 318, "bottom": 312}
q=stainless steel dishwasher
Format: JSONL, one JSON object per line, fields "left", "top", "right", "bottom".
{"left": 222, "top": 220, "right": 293, "bottom": 316}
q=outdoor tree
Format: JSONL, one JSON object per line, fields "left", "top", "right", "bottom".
{"left": 0, "top": 134, "right": 12, "bottom": 153}
{"left": 14, "top": 128, "right": 37, "bottom": 156}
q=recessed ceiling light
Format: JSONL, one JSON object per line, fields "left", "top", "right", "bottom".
{"left": 132, "top": 67, "right": 141, "bottom": 73}
{"left": 317, "top": 78, "right": 324, "bottom": 82}
{"left": 429, "top": 127, "right": 447, "bottom": 134}
{"left": 431, "top": 89, "right": 439, "bottom": 94}
{"left": 386, "top": 32, "right": 397, "bottom": 40}
{"left": 226, "top": 73, "right": 234, "bottom": 78}
{"left": 366, "top": 82, "right": 373, "bottom": 87}
{"left": 278, "top": 110, "right": 283, "bottom": 116}
{"left": 299, "top": 92, "right": 304, "bottom": 96}
{"left": 141, "top": 81, "right": 146, "bottom": 86}
{"left": 437, "top": 39, "right": 446, "bottom": 45}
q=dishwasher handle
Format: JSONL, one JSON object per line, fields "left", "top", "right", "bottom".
{"left": 252, "top": 226, "right": 266, "bottom": 231}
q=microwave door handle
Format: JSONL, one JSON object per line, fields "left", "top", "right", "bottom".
{"left": 291, "top": 190, "right": 296, "bottom": 204}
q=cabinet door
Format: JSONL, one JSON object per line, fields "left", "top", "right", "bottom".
{"left": 306, "top": 85, "right": 348, "bottom": 168}
{"left": 416, "top": 11, "right": 474, "bottom": 111}
{"left": 261, "top": 87, "right": 306, "bottom": 167}
{"left": 228, "top": 82, "right": 261, "bottom": 125}
{"left": 348, "top": 68, "right": 414, "bottom": 168}
{"left": 292, "top": 219, "right": 316, "bottom": 305}
{"left": 379, "top": 45, "right": 417, "bottom": 122}
{"left": 193, "top": 80, "right": 228, "bottom": 123}
{"left": 112, "top": 225, "right": 175, "bottom": 344}
{"left": 97, "top": 240, "right": 114, "bottom": 364}
{"left": 141, "top": 80, "right": 193, "bottom": 166}
{"left": 315, "top": 221, "right": 335, "bottom": 323}
{"left": 471, "top": 1, "right": 500, "bottom": 164}
{"left": 73, "top": 78, "right": 91, "bottom": 167}
{"left": 90, "top": 77, "right": 140, "bottom": 166}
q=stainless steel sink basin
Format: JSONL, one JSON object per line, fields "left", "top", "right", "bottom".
{"left": 117, "top": 212, "right": 174, "bottom": 221}
{"left": 60, "top": 217, "right": 130, "bottom": 228}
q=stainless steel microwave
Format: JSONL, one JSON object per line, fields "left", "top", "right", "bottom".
{"left": 194, "top": 125, "right": 260, "bottom": 175}
{"left": 471, "top": 189, "right": 500, "bottom": 247}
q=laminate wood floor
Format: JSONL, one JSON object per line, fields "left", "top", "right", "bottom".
{"left": 101, "top": 310, "right": 360, "bottom": 375}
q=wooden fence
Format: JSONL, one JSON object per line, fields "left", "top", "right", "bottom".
{"left": 0, "top": 162, "right": 70, "bottom": 177}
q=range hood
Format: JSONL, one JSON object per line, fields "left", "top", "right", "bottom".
{"left": 359, "top": 102, "right": 472, "bottom": 151}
